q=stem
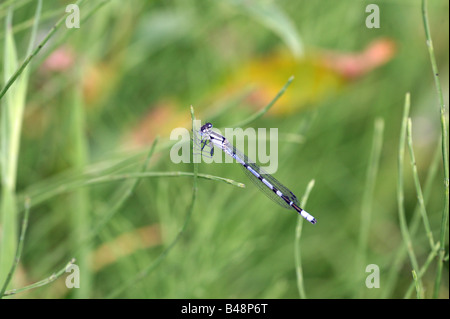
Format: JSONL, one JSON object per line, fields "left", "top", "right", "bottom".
{"left": 24, "top": 171, "right": 244, "bottom": 212}
{"left": 406, "top": 118, "right": 435, "bottom": 249}
{"left": 68, "top": 65, "right": 90, "bottom": 298}
{"left": 107, "top": 106, "right": 200, "bottom": 298}
{"left": 0, "top": 0, "right": 86, "bottom": 102}
{"left": 295, "top": 179, "right": 315, "bottom": 299}
{"left": 397, "top": 93, "right": 422, "bottom": 294}
{"left": 2, "top": 258, "right": 76, "bottom": 297}
{"left": 0, "top": 0, "right": 41, "bottom": 290}
{"left": 357, "top": 118, "right": 384, "bottom": 297}
{"left": 232, "top": 76, "right": 294, "bottom": 128}
{"left": 383, "top": 137, "right": 442, "bottom": 298}
{"left": 404, "top": 242, "right": 440, "bottom": 298}
{"left": 411, "top": 270, "right": 421, "bottom": 299}
{"left": 87, "top": 138, "right": 160, "bottom": 242}
{"left": 421, "top": 0, "right": 449, "bottom": 299}
{"left": 0, "top": 198, "right": 30, "bottom": 297}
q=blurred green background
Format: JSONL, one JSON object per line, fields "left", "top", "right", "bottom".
{"left": 0, "top": 0, "right": 448, "bottom": 298}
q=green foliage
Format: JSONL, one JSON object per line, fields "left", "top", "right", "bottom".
{"left": 0, "top": 0, "right": 448, "bottom": 299}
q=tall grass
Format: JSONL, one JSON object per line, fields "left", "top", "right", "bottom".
{"left": 421, "top": 0, "right": 449, "bottom": 298}
{"left": 67, "top": 65, "right": 91, "bottom": 298}
{"left": 294, "top": 179, "right": 315, "bottom": 299}
{"left": 0, "top": 0, "right": 448, "bottom": 299}
{"left": 0, "top": 0, "right": 41, "bottom": 290}
{"left": 397, "top": 93, "right": 422, "bottom": 295}
{"left": 0, "top": 197, "right": 29, "bottom": 296}
{"left": 356, "top": 118, "right": 384, "bottom": 297}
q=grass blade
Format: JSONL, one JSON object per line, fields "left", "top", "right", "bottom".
{"left": 404, "top": 242, "right": 440, "bottom": 298}
{"left": 421, "top": 0, "right": 449, "bottom": 299}
{"left": 226, "top": 0, "right": 303, "bottom": 58}
{"left": 397, "top": 93, "right": 422, "bottom": 297}
{"left": 383, "top": 134, "right": 443, "bottom": 298}
{"left": 24, "top": 171, "right": 244, "bottom": 212}
{"left": 107, "top": 106, "right": 200, "bottom": 298}
{"left": 87, "top": 137, "right": 160, "bottom": 241}
{"left": 68, "top": 65, "right": 91, "bottom": 298}
{"left": 2, "top": 258, "right": 76, "bottom": 297}
{"left": 232, "top": 76, "right": 294, "bottom": 128}
{"left": 356, "top": 117, "right": 384, "bottom": 297}
{"left": 406, "top": 118, "right": 435, "bottom": 249}
{"left": 0, "top": 0, "right": 86, "bottom": 102}
{"left": 0, "top": 198, "right": 30, "bottom": 297}
{"left": 411, "top": 270, "right": 421, "bottom": 299}
{"left": 0, "top": 1, "right": 41, "bottom": 289}
{"left": 294, "top": 179, "right": 315, "bottom": 299}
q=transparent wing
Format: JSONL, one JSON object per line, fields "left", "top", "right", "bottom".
{"left": 192, "top": 129, "right": 214, "bottom": 159}
{"left": 231, "top": 145, "right": 300, "bottom": 209}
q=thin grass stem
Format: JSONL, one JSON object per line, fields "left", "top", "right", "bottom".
{"left": 87, "top": 137, "right": 160, "bottom": 241}
{"left": 404, "top": 242, "right": 440, "bottom": 298}
{"left": 406, "top": 118, "right": 435, "bottom": 249}
{"left": 68, "top": 64, "right": 91, "bottom": 298}
{"left": 0, "top": 0, "right": 31, "bottom": 13}
{"left": 411, "top": 270, "right": 421, "bottom": 299}
{"left": 0, "top": 0, "right": 41, "bottom": 290}
{"left": 421, "top": 0, "right": 449, "bottom": 299}
{"left": 232, "top": 76, "right": 294, "bottom": 128}
{"left": 0, "top": 0, "right": 86, "bottom": 102}
{"left": 25, "top": 171, "right": 243, "bottom": 212}
{"left": 107, "top": 106, "right": 199, "bottom": 298}
{"left": 0, "top": 198, "right": 30, "bottom": 297}
{"left": 2, "top": 258, "right": 76, "bottom": 297}
{"left": 294, "top": 179, "right": 315, "bottom": 299}
{"left": 397, "top": 93, "right": 422, "bottom": 294}
{"left": 356, "top": 118, "right": 384, "bottom": 297}
{"left": 383, "top": 136, "right": 442, "bottom": 298}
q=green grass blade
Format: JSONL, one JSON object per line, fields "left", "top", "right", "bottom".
{"left": 0, "top": 197, "right": 30, "bottom": 297}
{"left": 0, "top": 0, "right": 41, "bottom": 291}
{"left": 294, "top": 179, "right": 315, "bottom": 299}
{"left": 404, "top": 242, "right": 440, "bottom": 298}
{"left": 356, "top": 118, "right": 384, "bottom": 297}
{"left": 24, "top": 171, "right": 244, "bottom": 212}
{"left": 0, "top": 0, "right": 86, "bottom": 102}
{"left": 87, "top": 137, "right": 160, "bottom": 241}
{"left": 107, "top": 106, "right": 200, "bottom": 298}
{"left": 383, "top": 134, "right": 443, "bottom": 298}
{"left": 397, "top": 93, "right": 422, "bottom": 297}
{"left": 2, "top": 258, "right": 76, "bottom": 297}
{"left": 232, "top": 76, "right": 294, "bottom": 128}
{"left": 406, "top": 118, "right": 435, "bottom": 249}
{"left": 411, "top": 270, "right": 421, "bottom": 299}
{"left": 68, "top": 66, "right": 91, "bottom": 298}
{"left": 421, "top": 0, "right": 449, "bottom": 299}
{"left": 1, "top": 5, "right": 21, "bottom": 291}
{"left": 226, "top": 0, "right": 303, "bottom": 58}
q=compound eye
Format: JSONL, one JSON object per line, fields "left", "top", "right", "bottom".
{"left": 201, "top": 123, "right": 212, "bottom": 132}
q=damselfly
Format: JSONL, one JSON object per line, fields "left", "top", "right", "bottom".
{"left": 197, "top": 122, "right": 316, "bottom": 224}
